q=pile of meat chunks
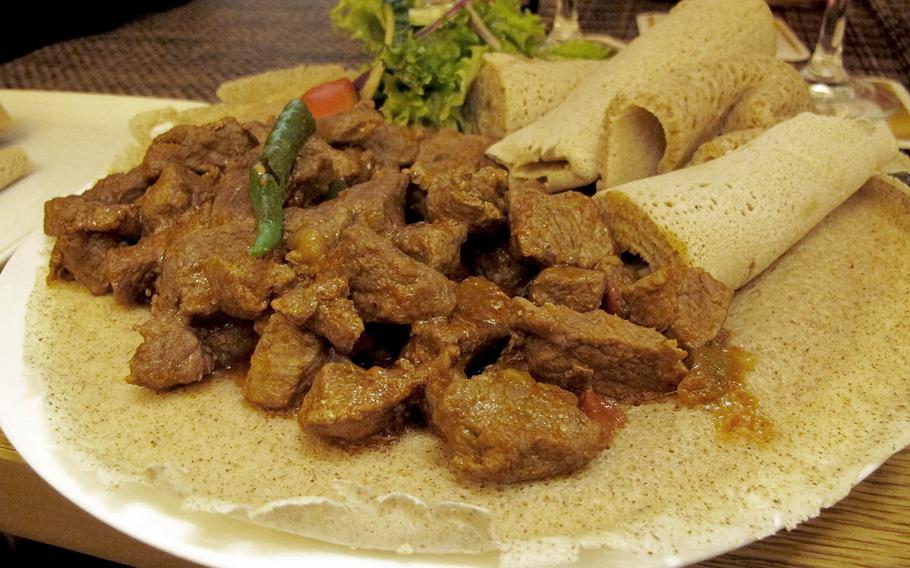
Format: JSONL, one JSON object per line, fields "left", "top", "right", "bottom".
{"left": 44, "top": 103, "right": 732, "bottom": 483}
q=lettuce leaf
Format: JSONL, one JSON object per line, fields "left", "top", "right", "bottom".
{"left": 379, "top": 13, "right": 487, "bottom": 130}
{"left": 331, "top": 0, "right": 388, "bottom": 53}
{"left": 472, "top": 0, "right": 545, "bottom": 55}
{"left": 539, "top": 38, "right": 614, "bottom": 61}
{"left": 332, "top": 0, "right": 604, "bottom": 130}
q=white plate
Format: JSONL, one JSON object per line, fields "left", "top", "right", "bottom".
{"left": 0, "top": 94, "right": 896, "bottom": 568}
{"left": 0, "top": 90, "right": 206, "bottom": 264}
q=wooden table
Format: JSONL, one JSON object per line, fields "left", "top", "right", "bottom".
{"left": 1, "top": 1, "right": 908, "bottom": 566}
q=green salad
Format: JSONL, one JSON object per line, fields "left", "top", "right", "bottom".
{"left": 332, "top": 0, "right": 613, "bottom": 130}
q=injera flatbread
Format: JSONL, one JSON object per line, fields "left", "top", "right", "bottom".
{"left": 596, "top": 113, "right": 898, "bottom": 290}
{"left": 485, "top": 0, "right": 776, "bottom": 191}
{"left": 0, "top": 146, "right": 32, "bottom": 190}
{"left": 600, "top": 54, "right": 810, "bottom": 188}
{"left": 468, "top": 53, "right": 607, "bottom": 138}
{"left": 22, "top": 174, "right": 910, "bottom": 565}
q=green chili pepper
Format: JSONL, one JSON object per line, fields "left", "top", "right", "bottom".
{"left": 248, "top": 99, "right": 315, "bottom": 256}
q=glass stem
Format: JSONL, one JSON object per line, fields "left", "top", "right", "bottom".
{"left": 802, "top": 0, "right": 849, "bottom": 85}
{"left": 548, "top": 0, "right": 582, "bottom": 43}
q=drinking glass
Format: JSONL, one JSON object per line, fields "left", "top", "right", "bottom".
{"left": 546, "top": 0, "right": 582, "bottom": 44}
{"left": 800, "top": 0, "right": 897, "bottom": 119}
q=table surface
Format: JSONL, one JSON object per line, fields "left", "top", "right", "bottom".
{"left": 1, "top": 1, "right": 908, "bottom": 567}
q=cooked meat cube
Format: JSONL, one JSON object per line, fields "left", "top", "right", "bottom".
{"left": 143, "top": 118, "right": 256, "bottom": 176}
{"left": 467, "top": 242, "right": 535, "bottom": 297}
{"left": 508, "top": 182, "right": 615, "bottom": 270}
{"left": 364, "top": 123, "right": 426, "bottom": 167}
{"left": 453, "top": 276, "right": 516, "bottom": 348}
{"left": 288, "top": 137, "right": 373, "bottom": 207}
{"left": 245, "top": 313, "right": 327, "bottom": 409}
{"left": 105, "top": 228, "right": 172, "bottom": 304}
{"left": 334, "top": 169, "right": 407, "bottom": 234}
{"left": 411, "top": 130, "right": 508, "bottom": 230}
{"left": 136, "top": 163, "right": 214, "bottom": 234}
{"left": 412, "top": 129, "right": 498, "bottom": 174}
{"left": 272, "top": 274, "right": 364, "bottom": 353}
{"left": 44, "top": 196, "right": 140, "bottom": 238}
{"left": 528, "top": 266, "right": 607, "bottom": 312}
{"left": 431, "top": 367, "right": 603, "bottom": 483}
{"left": 622, "top": 264, "right": 733, "bottom": 349}
{"left": 602, "top": 260, "right": 638, "bottom": 315}
{"left": 284, "top": 206, "right": 356, "bottom": 269}
{"left": 48, "top": 232, "right": 120, "bottom": 295}
{"left": 315, "top": 102, "right": 384, "bottom": 144}
{"left": 195, "top": 318, "right": 258, "bottom": 369}
{"left": 424, "top": 166, "right": 509, "bottom": 230}
{"left": 337, "top": 223, "right": 456, "bottom": 324}
{"left": 515, "top": 299, "right": 688, "bottom": 400}
{"left": 308, "top": 297, "right": 365, "bottom": 354}
{"left": 81, "top": 166, "right": 157, "bottom": 205}
{"left": 128, "top": 311, "right": 214, "bottom": 389}
{"left": 242, "top": 120, "right": 272, "bottom": 146}
{"left": 299, "top": 360, "right": 421, "bottom": 441}
{"left": 402, "top": 277, "right": 515, "bottom": 367}
{"left": 157, "top": 221, "right": 294, "bottom": 319}
{"left": 286, "top": 169, "right": 406, "bottom": 261}
{"left": 390, "top": 220, "right": 467, "bottom": 274}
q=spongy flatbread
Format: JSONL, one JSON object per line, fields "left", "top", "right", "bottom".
{"left": 600, "top": 55, "right": 809, "bottom": 187}
{"left": 22, "top": 175, "right": 910, "bottom": 565}
{"left": 0, "top": 102, "right": 11, "bottom": 134}
{"left": 0, "top": 146, "right": 32, "bottom": 190}
{"left": 485, "top": 0, "right": 776, "bottom": 191}
{"left": 109, "top": 65, "right": 355, "bottom": 173}
{"left": 468, "top": 53, "right": 607, "bottom": 138}
{"left": 597, "top": 113, "right": 898, "bottom": 290}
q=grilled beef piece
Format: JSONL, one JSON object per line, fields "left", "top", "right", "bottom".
{"left": 389, "top": 220, "right": 468, "bottom": 275}
{"left": 136, "top": 163, "right": 215, "bottom": 234}
{"left": 48, "top": 232, "right": 121, "bottom": 295}
{"left": 105, "top": 227, "right": 174, "bottom": 304}
{"left": 157, "top": 221, "right": 294, "bottom": 319}
{"left": 411, "top": 130, "right": 508, "bottom": 230}
{"left": 528, "top": 266, "right": 607, "bottom": 312}
{"left": 364, "top": 124, "right": 426, "bottom": 167}
{"left": 622, "top": 264, "right": 733, "bottom": 349}
{"left": 81, "top": 167, "right": 157, "bottom": 205}
{"left": 315, "top": 102, "right": 385, "bottom": 145}
{"left": 508, "top": 181, "right": 616, "bottom": 270}
{"left": 245, "top": 313, "right": 327, "bottom": 409}
{"left": 287, "top": 137, "right": 373, "bottom": 207}
{"left": 337, "top": 223, "right": 457, "bottom": 325}
{"left": 431, "top": 367, "right": 603, "bottom": 483}
{"left": 142, "top": 118, "right": 256, "bottom": 177}
{"left": 44, "top": 197, "right": 140, "bottom": 239}
{"left": 515, "top": 299, "right": 688, "bottom": 400}
{"left": 128, "top": 311, "right": 214, "bottom": 389}
{"left": 272, "top": 273, "right": 365, "bottom": 354}
{"left": 402, "top": 276, "right": 516, "bottom": 368}
{"left": 285, "top": 169, "right": 408, "bottom": 267}
{"left": 299, "top": 359, "right": 421, "bottom": 441}
{"left": 194, "top": 317, "right": 258, "bottom": 369}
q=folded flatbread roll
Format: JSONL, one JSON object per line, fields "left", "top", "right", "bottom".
{"left": 469, "top": 53, "right": 607, "bottom": 138}
{"left": 0, "top": 146, "right": 32, "bottom": 189}
{"left": 596, "top": 113, "right": 899, "bottom": 290}
{"left": 486, "top": 0, "right": 776, "bottom": 191}
{"left": 0, "top": 103, "right": 33, "bottom": 190}
{"left": 600, "top": 55, "right": 810, "bottom": 187}
{"left": 0, "top": 102, "right": 11, "bottom": 133}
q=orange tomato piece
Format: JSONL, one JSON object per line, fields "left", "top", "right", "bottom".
{"left": 301, "top": 78, "right": 360, "bottom": 119}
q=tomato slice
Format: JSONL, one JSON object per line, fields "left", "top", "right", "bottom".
{"left": 301, "top": 78, "right": 360, "bottom": 119}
